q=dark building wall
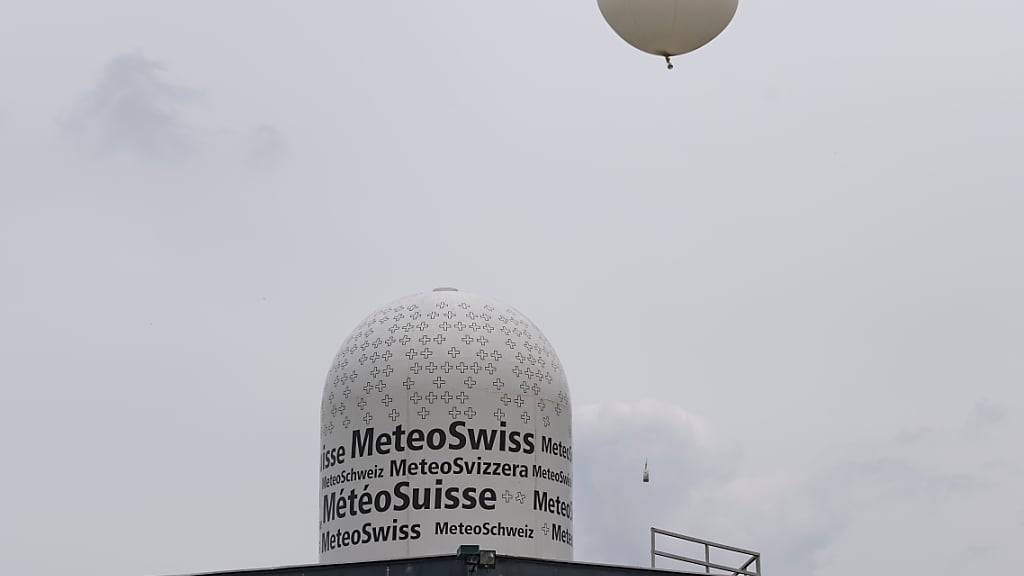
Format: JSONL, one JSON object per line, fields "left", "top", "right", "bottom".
{"left": 179, "top": 555, "right": 704, "bottom": 576}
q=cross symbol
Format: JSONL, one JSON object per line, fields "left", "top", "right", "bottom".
{"left": 381, "top": 350, "right": 392, "bottom": 362}
{"left": 537, "top": 400, "right": 546, "bottom": 411}
{"left": 456, "top": 362, "right": 468, "bottom": 373}
{"left": 362, "top": 412, "right": 373, "bottom": 424}
{"left": 343, "top": 417, "right": 351, "bottom": 428}
{"left": 369, "top": 366, "right": 380, "bottom": 378}
{"left": 363, "top": 382, "right": 373, "bottom": 394}
{"left": 531, "top": 382, "right": 541, "bottom": 395}
{"left": 403, "top": 377, "right": 415, "bottom": 390}
{"left": 469, "top": 322, "right": 481, "bottom": 331}
{"left": 465, "top": 407, "right": 477, "bottom": 419}
{"left": 515, "top": 491, "right": 525, "bottom": 504}
{"left": 427, "top": 311, "right": 439, "bottom": 319}
{"left": 516, "top": 352, "right": 526, "bottom": 363}
{"left": 449, "top": 407, "right": 462, "bottom": 419}
{"left": 441, "top": 391, "right": 454, "bottom": 404}
{"left": 385, "top": 336, "right": 396, "bottom": 346}
{"left": 542, "top": 525, "right": 550, "bottom": 536}
{"left": 418, "top": 334, "right": 431, "bottom": 345}
{"left": 358, "top": 354, "right": 368, "bottom": 365}
{"left": 357, "top": 397, "right": 367, "bottom": 410}
{"left": 543, "top": 416, "right": 550, "bottom": 428}
{"left": 426, "top": 362, "right": 438, "bottom": 373}
{"left": 554, "top": 404, "right": 562, "bottom": 415}
{"left": 514, "top": 395, "right": 525, "bottom": 408}
{"left": 417, "top": 321, "right": 429, "bottom": 331}
{"left": 439, "top": 322, "right": 451, "bottom": 332}
{"left": 476, "top": 349, "right": 489, "bottom": 361}
{"left": 470, "top": 362, "right": 482, "bottom": 374}
{"left": 433, "top": 334, "right": 445, "bottom": 344}
{"left": 485, "top": 363, "right": 497, "bottom": 375}
{"left": 444, "top": 310, "right": 455, "bottom": 319}
{"left": 375, "top": 380, "right": 387, "bottom": 392}
{"left": 520, "top": 381, "right": 530, "bottom": 393}
{"left": 461, "top": 334, "right": 474, "bottom": 345}
{"left": 493, "top": 409, "right": 506, "bottom": 422}
{"left": 456, "top": 391, "right": 469, "bottom": 404}
{"left": 447, "top": 346, "right": 460, "bottom": 358}
{"left": 381, "top": 394, "right": 393, "bottom": 407}
{"left": 433, "top": 376, "right": 445, "bottom": 388}
{"left": 343, "top": 386, "right": 352, "bottom": 398}
{"left": 441, "top": 361, "right": 453, "bottom": 374}
{"left": 520, "top": 411, "right": 530, "bottom": 424}
{"left": 420, "top": 347, "right": 433, "bottom": 359}
{"left": 490, "top": 350, "right": 502, "bottom": 361}
{"left": 405, "top": 349, "right": 418, "bottom": 360}
{"left": 426, "top": 391, "right": 438, "bottom": 404}
{"left": 477, "top": 336, "right": 489, "bottom": 346}
{"left": 502, "top": 490, "right": 513, "bottom": 503}
{"left": 501, "top": 393, "right": 511, "bottom": 406}
{"left": 464, "top": 377, "right": 477, "bottom": 389}
{"left": 389, "top": 408, "right": 400, "bottom": 422}
{"left": 454, "top": 321, "right": 466, "bottom": 331}
{"left": 492, "top": 378, "right": 504, "bottom": 390}
{"left": 410, "top": 391, "right": 423, "bottom": 404}
{"left": 417, "top": 407, "right": 430, "bottom": 419}
{"left": 409, "top": 362, "right": 423, "bottom": 374}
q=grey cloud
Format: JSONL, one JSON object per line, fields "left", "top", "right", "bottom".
{"left": 964, "top": 399, "right": 1008, "bottom": 435}
{"left": 61, "top": 52, "right": 194, "bottom": 162}
{"left": 575, "top": 400, "right": 990, "bottom": 576}
{"left": 246, "top": 125, "right": 289, "bottom": 167}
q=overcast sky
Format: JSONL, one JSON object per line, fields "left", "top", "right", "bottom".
{"left": 1, "top": 2, "right": 1022, "bottom": 576}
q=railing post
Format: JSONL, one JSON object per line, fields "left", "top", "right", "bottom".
{"left": 704, "top": 544, "right": 710, "bottom": 574}
{"left": 755, "top": 555, "right": 761, "bottom": 576}
{"left": 650, "top": 527, "right": 656, "bottom": 569}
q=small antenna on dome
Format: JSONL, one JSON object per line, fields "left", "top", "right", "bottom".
{"left": 664, "top": 56, "right": 674, "bottom": 70}
{"left": 643, "top": 459, "right": 650, "bottom": 482}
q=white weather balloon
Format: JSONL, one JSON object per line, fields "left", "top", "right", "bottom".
{"left": 597, "top": 0, "right": 738, "bottom": 68}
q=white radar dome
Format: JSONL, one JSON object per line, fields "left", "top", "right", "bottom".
{"left": 320, "top": 289, "right": 573, "bottom": 563}
{"left": 598, "top": 0, "right": 738, "bottom": 65}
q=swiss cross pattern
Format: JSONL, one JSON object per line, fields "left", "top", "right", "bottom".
{"left": 321, "top": 291, "right": 569, "bottom": 444}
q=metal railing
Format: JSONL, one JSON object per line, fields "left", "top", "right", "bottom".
{"left": 650, "top": 527, "right": 761, "bottom": 576}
